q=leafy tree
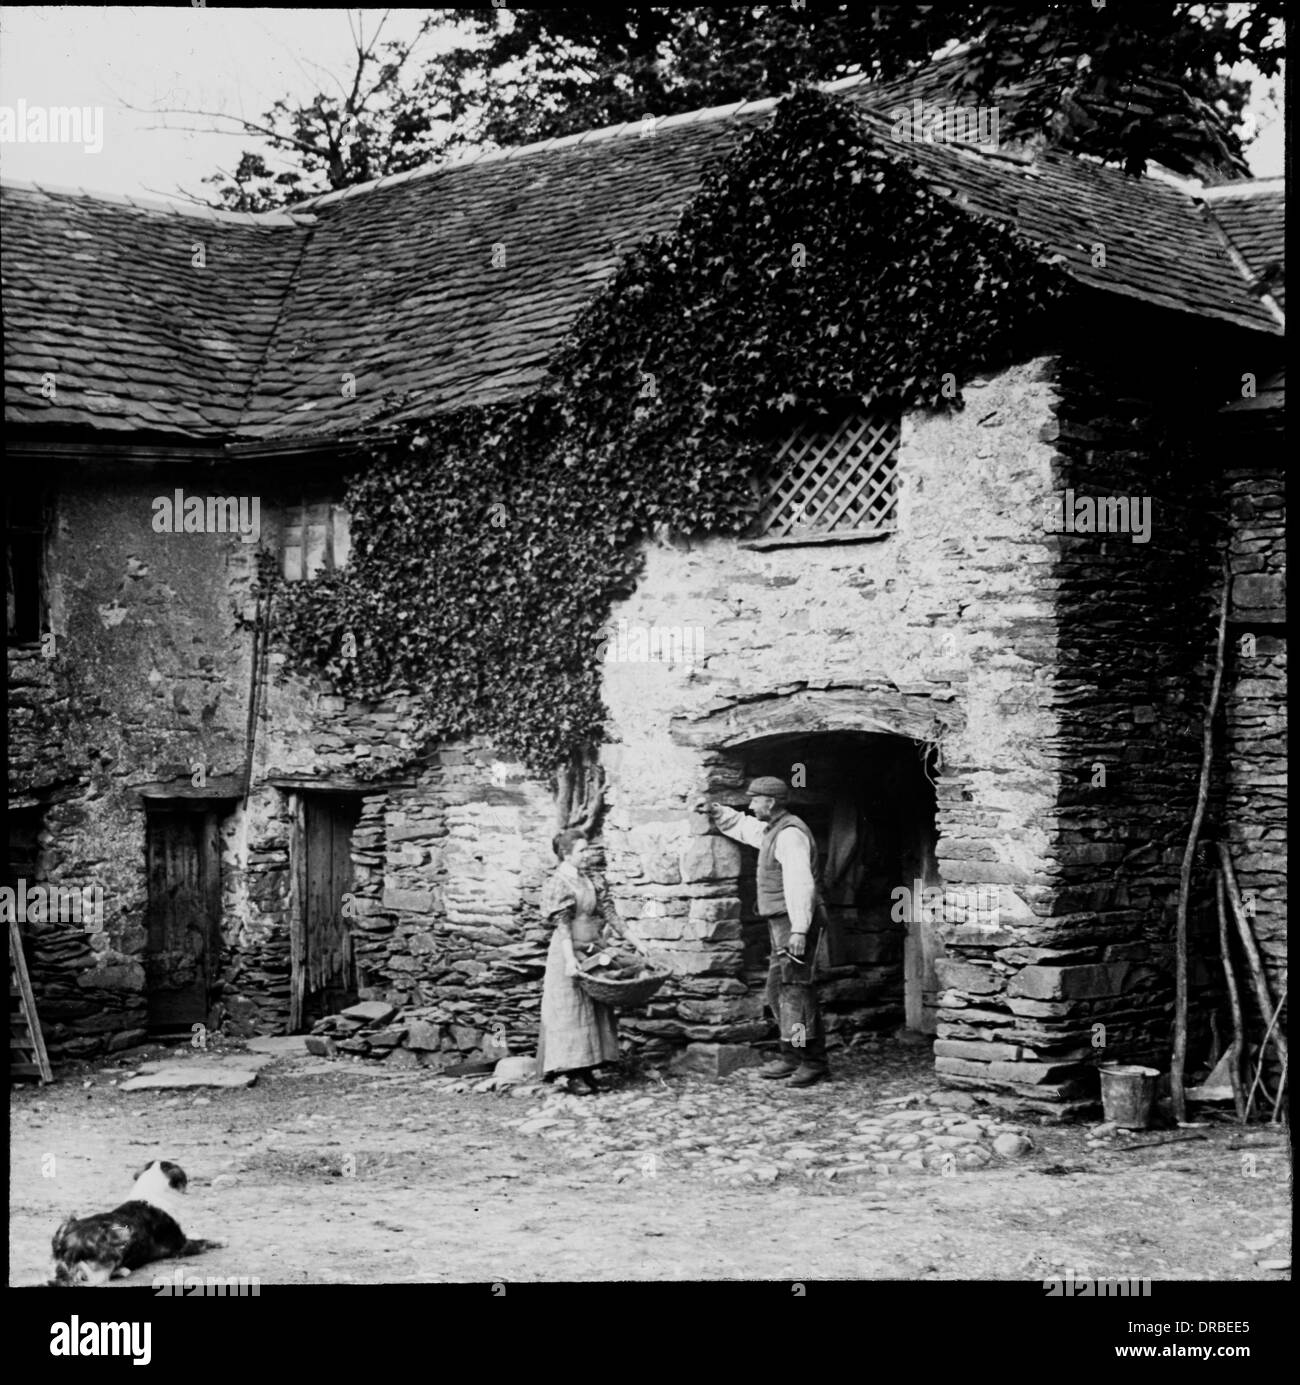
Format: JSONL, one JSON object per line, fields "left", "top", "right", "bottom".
{"left": 187, "top": 4, "right": 1283, "bottom": 209}
{"left": 439, "top": 5, "right": 1283, "bottom": 177}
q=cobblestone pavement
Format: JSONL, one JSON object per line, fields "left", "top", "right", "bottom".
{"left": 482, "top": 1041, "right": 1035, "bottom": 1184}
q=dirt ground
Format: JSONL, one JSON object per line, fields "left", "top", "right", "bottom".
{"left": 10, "top": 1040, "right": 1291, "bottom": 1285}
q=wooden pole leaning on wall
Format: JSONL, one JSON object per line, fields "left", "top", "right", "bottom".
{"left": 1218, "top": 841, "right": 1289, "bottom": 1113}
{"left": 1171, "top": 549, "right": 1232, "bottom": 1122}
{"left": 1242, "top": 988, "right": 1287, "bottom": 1124}
{"left": 1215, "top": 870, "right": 1247, "bottom": 1121}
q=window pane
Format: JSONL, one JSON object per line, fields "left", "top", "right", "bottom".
{"left": 331, "top": 506, "right": 351, "bottom": 570}
{"left": 281, "top": 507, "right": 304, "bottom": 581}
{"left": 282, "top": 541, "right": 303, "bottom": 582}
{"left": 304, "top": 506, "right": 330, "bottom": 579}
{"left": 280, "top": 499, "right": 350, "bottom": 580}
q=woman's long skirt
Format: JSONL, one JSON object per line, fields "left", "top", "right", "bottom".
{"left": 536, "top": 931, "right": 620, "bottom": 1079}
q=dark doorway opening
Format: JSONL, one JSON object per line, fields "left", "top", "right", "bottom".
{"left": 8, "top": 805, "right": 43, "bottom": 888}
{"left": 6, "top": 479, "right": 49, "bottom": 645}
{"left": 291, "top": 792, "right": 362, "bottom": 1031}
{"left": 145, "top": 803, "right": 226, "bottom": 1034}
{"left": 715, "top": 731, "right": 941, "bottom": 1040}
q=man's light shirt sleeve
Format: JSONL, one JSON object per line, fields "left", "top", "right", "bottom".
{"left": 774, "top": 827, "right": 815, "bottom": 931}
{"left": 711, "top": 804, "right": 765, "bottom": 850}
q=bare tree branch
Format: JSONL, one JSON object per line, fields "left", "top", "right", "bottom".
{"left": 141, "top": 182, "right": 223, "bottom": 209}
{"left": 119, "top": 98, "right": 327, "bottom": 161}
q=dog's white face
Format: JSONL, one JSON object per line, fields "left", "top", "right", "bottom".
{"left": 132, "top": 1160, "right": 188, "bottom": 1209}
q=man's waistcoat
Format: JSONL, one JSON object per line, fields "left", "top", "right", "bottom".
{"left": 756, "top": 810, "right": 819, "bottom": 918}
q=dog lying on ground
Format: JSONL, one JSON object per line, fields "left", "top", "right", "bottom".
{"left": 49, "top": 1160, "right": 223, "bottom": 1286}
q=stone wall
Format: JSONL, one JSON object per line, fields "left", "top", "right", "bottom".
{"left": 7, "top": 462, "right": 263, "bottom": 1059}
{"left": 345, "top": 750, "right": 557, "bottom": 1059}
{"left": 6, "top": 463, "right": 371, "bottom": 1059}
{"left": 929, "top": 347, "right": 1232, "bottom": 1110}
{"left": 213, "top": 357, "right": 1068, "bottom": 1072}
{"left": 4, "top": 358, "right": 1083, "bottom": 1081}
{"left": 249, "top": 647, "right": 562, "bottom": 1059}
{"left": 12, "top": 345, "right": 1284, "bottom": 1099}
{"left": 1222, "top": 465, "right": 1286, "bottom": 1037}
{"left": 217, "top": 786, "right": 292, "bottom": 1037}
{"left": 597, "top": 358, "right": 1070, "bottom": 1084}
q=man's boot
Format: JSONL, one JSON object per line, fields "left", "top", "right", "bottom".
{"left": 759, "top": 1052, "right": 801, "bottom": 1079}
{"left": 788, "top": 1063, "right": 831, "bottom": 1088}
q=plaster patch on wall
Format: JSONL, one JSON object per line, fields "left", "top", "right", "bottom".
{"left": 96, "top": 601, "right": 128, "bottom": 628}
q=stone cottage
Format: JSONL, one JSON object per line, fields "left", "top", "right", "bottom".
{"left": 4, "top": 72, "right": 1285, "bottom": 1112}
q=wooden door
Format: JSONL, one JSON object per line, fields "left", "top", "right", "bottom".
{"left": 291, "top": 794, "right": 361, "bottom": 1030}
{"left": 902, "top": 800, "right": 941, "bottom": 1035}
{"left": 145, "top": 809, "right": 221, "bottom": 1030}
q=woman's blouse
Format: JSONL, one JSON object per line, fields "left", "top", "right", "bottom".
{"left": 541, "top": 867, "right": 627, "bottom": 947}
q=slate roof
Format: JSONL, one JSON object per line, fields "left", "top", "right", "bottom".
{"left": 1, "top": 72, "right": 1285, "bottom": 445}
{"left": 1200, "top": 178, "right": 1285, "bottom": 311}
{"left": 2, "top": 186, "right": 312, "bottom": 436}
{"left": 236, "top": 103, "right": 757, "bottom": 442}
{"left": 847, "top": 102, "right": 1284, "bottom": 337}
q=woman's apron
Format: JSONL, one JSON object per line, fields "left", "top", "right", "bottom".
{"left": 535, "top": 876, "right": 621, "bottom": 1078}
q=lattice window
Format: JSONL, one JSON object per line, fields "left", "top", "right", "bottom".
{"left": 281, "top": 499, "right": 351, "bottom": 581}
{"left": 751, "top": 412, "right": 900, "bottom": 544}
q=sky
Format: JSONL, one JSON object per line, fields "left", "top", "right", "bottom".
{"left": 0, "top": 8, "right": 454, "bottom": 201}
{"left": 0, "top": 6, "right": 1285, "bottom": 204}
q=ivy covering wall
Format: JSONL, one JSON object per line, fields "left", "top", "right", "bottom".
{"left": 270, "top": 88, "right": 1064, "bottom": 775}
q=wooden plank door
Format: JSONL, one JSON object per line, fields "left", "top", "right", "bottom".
{"left": 292, "top": 794, "right": 361, "bottom": 1031}
{"left": 901, "top": 811, "right": 941, "bottom": 1035}
{"left": 145, "top": 809, "right": 220, "bottom": 1031}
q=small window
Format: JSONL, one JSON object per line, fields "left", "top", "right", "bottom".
{"left": 6, "top": 483, "right": 48, "bottom": 643}
{"left": 281, "top": 500, "right": 351, "bottom": 581}
{"left": 749, "top": 412, "right": 900, "bottom": 546}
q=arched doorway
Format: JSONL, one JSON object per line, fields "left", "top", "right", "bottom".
{"left": 708, "top": 730, "right": 942, "bottom": 1042}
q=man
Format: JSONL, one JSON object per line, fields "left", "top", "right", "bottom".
{"left": 694, "top": 776, "right": 830, "bottom": 1087}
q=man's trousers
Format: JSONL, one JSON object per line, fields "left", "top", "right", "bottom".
{"left": 764, "top": 905, "right": 829, "bottom": 1072}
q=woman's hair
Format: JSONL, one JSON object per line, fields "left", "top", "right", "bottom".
{"left": 552, "top": 828, "right": 587, "bottom": 861}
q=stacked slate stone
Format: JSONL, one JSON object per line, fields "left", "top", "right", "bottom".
{"left": 305, "top": 999, "right": 513, "bottom": 1069}
{"left": 220, "top": 933, "right": 293, "bottom": 1037}
{"left": 222, "top": 813, "right": 298, "bottom": 1035}
{"left": 7, "top": 646, "right": 81, "bottom": 797}
{"left": 25, "top": 926, "right": 147, "bottom": 1060}
{"left": 933, "top": 931, "right": 1161, "bottom": 1116}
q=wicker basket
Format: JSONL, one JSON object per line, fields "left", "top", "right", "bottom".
{"left": 575, "top": 969, "right": 669, "bottom": 1009}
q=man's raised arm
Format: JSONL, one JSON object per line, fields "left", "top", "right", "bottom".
{"left": 694, "top": 799, "right": 764, "bottom": 849}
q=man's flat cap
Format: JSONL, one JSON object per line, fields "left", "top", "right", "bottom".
{"left": 745, "top": 776, "right": 790, "bottom": 800}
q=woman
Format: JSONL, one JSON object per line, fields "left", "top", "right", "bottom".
{"left": 536, "top": 828, "right": 641, "bottom": 1093}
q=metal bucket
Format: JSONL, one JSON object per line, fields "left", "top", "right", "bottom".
{"left": 1099, "top": 1063, "right": 1160, "bottom": 1129}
